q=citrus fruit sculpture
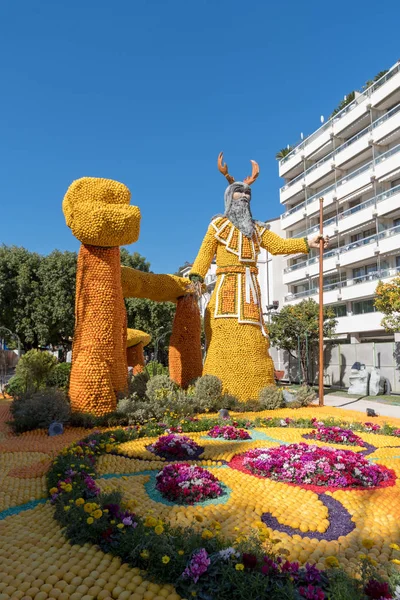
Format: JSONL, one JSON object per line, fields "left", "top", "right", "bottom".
{"left": 63, "top": 177, "right": 189, "bottom": 415}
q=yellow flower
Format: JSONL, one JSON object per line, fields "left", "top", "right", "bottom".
{"left": 201, "top": 529, "right": 214, "bottom": 540}
{"left": 325, "top": 556, "right": 339, "bottom": 568}
{"left": 93, "top": 509, "right": 103, "bottom": 519}
{"left": 211, "top": 521, "right": 221, "bottom": 530}
{"left": 359, "top": 553, "right": 367, "bottom": 560}
{"left": 105, "top": 444, "right": 113, "bottom": 452}
{"left": 154, "top": 525, "right": 164, "bottom": 535}
{"left": 235, "top": 563, "right": 245, "bottom": 571}
{"left": 75, "top": 498, "right": 85, "bottom": 506}
{"left": 367, "top": 558, "right": 378, "bottom": 566}
{"left": 64, "top": 506, "right": 71, "bottom": 512}
{"left": 49, "top": 487, "right": 58, "bottom": 495}
{"left": 178, "top": 550, "right": 184, "bottom": 556}
{"left": 162, "top": 556, "right": 170, "bottom": 564}
{"left": 117, "top": 523, "right": 124, "bottom": 529}
{"left": 194, "top": 515, "right": 204, "bottom": 523}
{"left": 140, "top": 550, "right": 149, "bottom": 559}
{"left": 390, "top": 543, "right": 400, "bottom": 551}
{"left": 361, "top": 538, "right": 374, "bottom": 550}
{"left": 391, "top": 559, "right": 400, "bottom": 565}
{"left": 87, "top": 517, "right": 94, "bottom": 524}
{"left": 145, "top": 516, "right": 158, "bottom": 527}
{"left": 84, "top": 503, "right": 94, "bottom": 513}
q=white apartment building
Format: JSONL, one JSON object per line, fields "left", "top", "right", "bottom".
{"left": 278, "top": 60, "right": 400, "bottom": 343}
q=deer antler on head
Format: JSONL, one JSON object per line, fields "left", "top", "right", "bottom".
{"left": 217, "top": 152, "right": 260, "bottom": 186}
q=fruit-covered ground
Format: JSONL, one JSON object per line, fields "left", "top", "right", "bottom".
{"left": 1, "top": 400, "right": 400, "bottom": 600}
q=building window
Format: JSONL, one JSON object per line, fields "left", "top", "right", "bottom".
{"left": 352, "top": 299, "right": 377, "bottom": 315}
{"left": 331, "top": 304, "right": 347, "bottom": 317}
{"left": 353, "top": 263, "right": 378, "bottom": 281}
{"left": 396, "top": 256, "right": 400, "bottom": 270}
{"left": 394, "top": 218, "right": 400, "bottom": 227}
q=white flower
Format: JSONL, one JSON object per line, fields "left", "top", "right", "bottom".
{"left": 219, "top": 547, "right": 239, "bottom": 560}
{"left": 394, "top": 585, "right": 400, "bottom": 600}
{"left": 279, "top": 419, "right": 288, "bottom": 427}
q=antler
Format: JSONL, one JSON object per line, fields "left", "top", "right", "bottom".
{"left": 243, "top": 160, "right": 260, "bottom": 186}
{"left": 217, "top": 152, "right": 235, "bottom": 185}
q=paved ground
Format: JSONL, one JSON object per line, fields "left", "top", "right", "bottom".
{"left": 320, "top": 394, "right": 400, "bottom": 419}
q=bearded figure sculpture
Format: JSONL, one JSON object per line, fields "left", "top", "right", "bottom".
{"left": 189, "top": 153, "right": 326, "bottom": 402}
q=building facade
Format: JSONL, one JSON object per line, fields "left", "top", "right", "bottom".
{"left": 278, "top": 60, "right": 400, "bottom": 343}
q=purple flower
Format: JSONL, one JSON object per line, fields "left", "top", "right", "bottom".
{"left": 182, "top": 548, "right": 210, "bottom": 583}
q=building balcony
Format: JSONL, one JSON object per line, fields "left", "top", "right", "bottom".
{"left": 283, "top": 225, "right": 400, "bottom": 284}
{"left": 334, "top": 312, "right": 383, "bottom": 335}
{"left": 288, "top": 184, "right": 400, "bottom": 240}
{"left": 279, "top": 62, "right": 400, "bottom": 179}
{"left": 284, "top": 266, "right": 400, "bottom": 305}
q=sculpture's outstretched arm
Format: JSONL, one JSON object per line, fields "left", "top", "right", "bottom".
{"left": 121, "top": 267, "right": 190, "bottom": 302}
{"left": 260, "top": 229, "right": 310, "bottom": 256}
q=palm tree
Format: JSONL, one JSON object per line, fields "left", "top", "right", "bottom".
{"left": 275, "top": 146, "right": 294, "bottom": 160}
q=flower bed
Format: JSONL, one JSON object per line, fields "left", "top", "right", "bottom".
{"left": 207, "top": 425, "right": 251, "bottom": 440}
{"left": 242, "top": 443, "right": 393, "bottom": 489}
{"left": 305, "top": 425, "right": 365, "bottom": 446}
{"left": 147, "top": 433, "right": 203, "bottom": 460}
{"left": 155, "top": 463, "right": 224, "bottom": 504}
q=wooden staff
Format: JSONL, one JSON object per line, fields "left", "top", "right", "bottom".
{"left": 319, "top": 197, "right": 324, "bottom": 406}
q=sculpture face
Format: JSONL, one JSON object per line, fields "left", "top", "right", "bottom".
{"left": 62, "top": 177, "right": 141, "bottom": 247}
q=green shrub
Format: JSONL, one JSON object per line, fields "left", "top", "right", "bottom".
{"left": 293, "top": 385, "right": 317, "bottom": 407}
{"left": 146, "top": 361, "right": 168, "bottom": 377}
{"left": 46, "top": 362, "right": 71, "bottom": 390}
{"left": 15, "top": 349, "right": 58, "bottom": 395}
{"left": 233, "top": 399, "right": 263, "bottom": 413}
{"left": 10, "top": 388, "right": 71, "bottom": 433}
{"left": 127, "top": 371, "right": 149, "bottom": 399}
{"left": 193, "top": 375, "right": 223, "bottom": 410}
{"left": 146, "top": 375, "right": 178, "bottom": 402}
{"left": 258, "top": 385, "right": 285, "bottom": 410}
{"left": 5, "top": 374, "right": 26, "bottom": 399}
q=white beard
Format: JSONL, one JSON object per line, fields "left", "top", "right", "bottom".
{"left": 226, "top": 198, "right": 254, "bottom": 238}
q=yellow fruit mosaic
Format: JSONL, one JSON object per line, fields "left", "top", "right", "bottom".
{"left": 1, "top": 400, "right": 400, "bottom": 599}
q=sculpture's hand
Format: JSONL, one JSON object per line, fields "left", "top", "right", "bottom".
{"left": 308, "top": 235, "right": 329, "bottom": 250}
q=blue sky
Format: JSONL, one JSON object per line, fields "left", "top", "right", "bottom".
{"left": 1, "top": 0, "right": 399, "bottom": 273}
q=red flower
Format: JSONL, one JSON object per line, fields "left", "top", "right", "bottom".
{"left": 242, "top": 553, "right": 257, "bottom": 569}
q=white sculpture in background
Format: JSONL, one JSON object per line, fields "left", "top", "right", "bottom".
{"left": 348, "top": 363, "right": 369, "bottom": 396}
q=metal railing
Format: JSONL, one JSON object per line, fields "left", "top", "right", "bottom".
{"left": 284, "top": 224, "right": 400, "bottom": 274}
{"left": 279, "top": 61, "right": 400, "bottom": 167}
{"left": 282, "top": 103, "right": 400, "bottom": 192}
{"left": 284, "top": 266, "right": 400, "bottom": 301}
{"left": 289, "top": 184, "right": 400, "bottom": 238}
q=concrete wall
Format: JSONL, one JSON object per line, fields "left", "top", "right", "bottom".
{"left": 270, "top": 341, "right": 400, "bottom": 393}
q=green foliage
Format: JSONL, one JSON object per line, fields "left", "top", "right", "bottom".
{"left": 194, "top": 375, "right": 222, "bottom": 410}
{"left": 128, "top": 371, "right": 149, "bottom": 399}
{"left": 275, "top": 146, "right": 294, "bottom": 160}
{"left": 375, "top": 276, "right": 400, "bottom": 333}
{"left": 15, "top": 349, "right": 58, "bottom": 395}
{"left": 268, "top": 299, "right": 337, "bottom": 383}
{"left": 0, "top": 246, "right": 76, "bottom": 351}
{"left": 120, "top": 248, "right": 150, "bottom": 271}
{"left": 146, "top": 360, "right": 168, "bottom": 377}
{"left": 5, "top": 374, "right": 26, "bottom": 398}
{"left": 146, "top": 375, "right": 178, "bottom": 402}
{"left": 258, "top": 385, "right": 285, "bottom": 410}
{"left": 331, "top": 69, "right": 388, "bottom": 117}
{"left": 10, "top": 388, "right": 70, "bottom": 432}
{"left": 293, "top": 384, "right": 317, "bottom": 407}
{"left": 46, "top": 362, "right": 71, "bottom": 390}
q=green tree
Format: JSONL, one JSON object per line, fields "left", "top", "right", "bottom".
{"left": 33, "top": 250, "right": 77, "bottom": 353}
{"left": 0, "top": 245, "right": 41, "bottom": 349}
{"left": 374, "top": 277, "right": 400, "bottom": 333}
{"left": 14, "top": 348, "right": 58, "bottom": 395}
{"left": 120, "top": 248, "right": 150, "bottom": 271}
{"left": 268, "top": 299, "right": 337, "bottom": 383}
{"left": 275, "top": 146, "right": 294, "bottom": 160}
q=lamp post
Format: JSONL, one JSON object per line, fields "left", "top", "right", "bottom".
{"left": 0, "top": 326, "right": 21, "bottom": 357}
{"left": 318, "top": 197, "right": 325, "bottom": 406}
